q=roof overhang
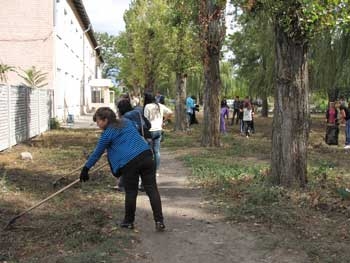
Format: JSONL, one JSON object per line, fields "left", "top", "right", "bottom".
{"left": 70, "top": 0, "right": 104, "bottom": 63}
{"left": 89, "top": 78, "right": 114, "bottom": 87}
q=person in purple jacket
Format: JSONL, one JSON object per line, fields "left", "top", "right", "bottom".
{"left": 220, "top": 100, "right": 229, "bottom": 134}
{"left": 80, "top": 107, "right": 165, "bottom": 231}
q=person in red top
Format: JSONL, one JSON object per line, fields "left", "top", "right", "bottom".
{"left": 325, "top": 101, "right": 339, "bottom": 145}
{"left": 326, "top": 102, "right": 338, "bottom": 124}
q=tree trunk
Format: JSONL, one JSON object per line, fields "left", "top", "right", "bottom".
{"left": 270, "top": 24, "right": 309, "bottom": 188}
{"left": 200, "top": 0, "right": 226, "bottom": 147}
{"left": 143, "top": 33, "right": 156, "bottom": 93}
{"left": 202, "top": 54, "right": 221, "bottom": 146}
{"left": 144, "top": 57, "right": 155, "bottom": 93}
{"left": 261, "top": 95, "right": 268, "bottom": 117}
{"left": 328, "top": 88, "right": 339, "bottom": 102}
{"left": 174, "top": 73, "right": 188, "bottom": 131}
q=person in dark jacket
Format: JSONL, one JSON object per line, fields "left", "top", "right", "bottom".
{"left": 117, "top": 99, "right": 151, "bottom": 191}
{"left": 80, "top": 107, "right": 165, "bottom": 231}
{"left": 231, "top": 96, "right": 241, "bottom": 125}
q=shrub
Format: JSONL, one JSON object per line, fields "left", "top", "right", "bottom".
{"left": 50, "top": 118, "right": 60, "bottom": 129}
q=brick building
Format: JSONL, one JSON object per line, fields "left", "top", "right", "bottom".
{"left": 0, "top": 0, "right": 104, "bottom": 121}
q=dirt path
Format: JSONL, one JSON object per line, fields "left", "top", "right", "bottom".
{"left": 128, "top": 150, "right": 310, "bottom": 263}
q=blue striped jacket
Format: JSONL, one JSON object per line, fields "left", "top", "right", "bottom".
{"left": 85, "top": 119, "right": 150, "bottom": 174}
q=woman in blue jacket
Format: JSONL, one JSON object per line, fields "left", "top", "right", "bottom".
{"left": 80, "top": 107, "right": 165, "bottom": 231}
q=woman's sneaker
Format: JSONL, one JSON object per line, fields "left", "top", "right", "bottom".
{"left": 155, "top": 221, "right": 165, "bottom": 232}
{"left": 119, "top": 221, "right": 134, "bottom": 229}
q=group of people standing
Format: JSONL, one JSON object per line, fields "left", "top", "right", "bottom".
{"left": 79, "top": 91, "right": 172, "bottom": 231}
{"left": 221, "top": 96, "right": 255, "bottom": 138}
{"left": 325, "top": 97, "right": 350, "bottom": 148}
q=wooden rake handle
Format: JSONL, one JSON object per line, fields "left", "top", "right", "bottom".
{"left": 4, "top": 162, "right": 109, "bottom": 230}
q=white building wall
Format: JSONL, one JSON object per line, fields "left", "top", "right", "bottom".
{"left": 53, "top": 0, "right": 99, "bottom": 121}
{"left": 0, "top": 0, "right": 101, "bottom": 122}
{"left": 0, "top": 0, "right": 54, "bottom": 86}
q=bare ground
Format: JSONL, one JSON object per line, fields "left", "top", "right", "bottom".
{"left": 2, "top": 115, "right": 348, "bottom": 262}
{"left": 126, "top": 150, "right": 310, "bottom": 263}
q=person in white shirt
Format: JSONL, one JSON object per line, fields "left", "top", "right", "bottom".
{"left": 242, "top": 101, "right": 253, "bottom": 138}
{"left": 143, "top": 93, "right": 173, "bottom": 176}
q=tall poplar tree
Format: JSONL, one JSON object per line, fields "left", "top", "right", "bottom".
{"left": 121, "top": 0, "right": 170, "bottom": 93}
{"left": 199, "top": 0, "right": 227, "bottom": 147}
{"left": 168, "top": 0, "right": 201, "bottom": 131}
{"left": 231, "top": 0, "right": 350, "bottom": 187}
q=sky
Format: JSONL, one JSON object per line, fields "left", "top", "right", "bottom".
{"left": 83, "top": 0, "right": 236, "bottom": 36}
{"left": 82, "top": 0, "right": 132, "bottom": 36}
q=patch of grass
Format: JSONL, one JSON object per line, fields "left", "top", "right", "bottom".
{"left": 183, "top": 154, "right": 266, "bottom": 183}
{"left": 182, "top": 152, "right": 297, "bottom": 225}
{"left": 56, "top": 233, "right": 132, "bottom": 263}
{"left": 165, "top": 116, "right": 350, "bottom": 262}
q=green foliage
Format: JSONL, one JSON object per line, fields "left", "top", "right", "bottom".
{"left": 220, "top": 61, "right": 247, "bottom": 97}
{"left": 183, "top": 151, "right": 269, "bottom": 195}
{"left": 226, "top": 11, "right": 274, "bottom": 98}
{"left": 116, "top": 0, "right": 203, "bottom": 98}
{"left": 18, "top": 66, "right": 47, "bottom": 88}
{"left": 118, "top": 0, "right": 172, "bottom": 93}
{"left": 244, "top": 184, "right": 285, "bottom": 205}
{"left": 309, "top": 160, "right": 335, "bottom": 180}
{"left": 309, "top": 30, "right": 350, "bottom": 99}
{"left": 50, "top": 117, "right": 60, "bottom": 129}
{"left": 0, "top": 63, "right": 16, "bottom": 83}
{"left": 232, "top": 0, "right": 350, "bottom": 41}
{"left": 95, "top": 32, "right": 120, "bottom": 78}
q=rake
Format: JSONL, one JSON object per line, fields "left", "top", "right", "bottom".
{"left": 3, "top": 162, "right": 109, "bottom": 230}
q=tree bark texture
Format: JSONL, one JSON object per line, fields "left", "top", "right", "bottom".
{"left": 202, "top": 54, "right": 221, "bottom": 146}
{"left": 175, "top": 73, "right": 188, "bottom": 131}
{"left": 143, "top": 34, "right": 156, "bottom": 93}
{"left": 200, "top": 0, "right": 226, "bottom": 147}
{"left": 271, "top": 24, "right": 309, "bottom": 188}
{"left": 261, "top": 96, "right": 268, "bottom": 118}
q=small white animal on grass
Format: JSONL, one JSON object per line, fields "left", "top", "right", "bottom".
{"left": 20, "top": 152, "right": 33, "bottom": 161}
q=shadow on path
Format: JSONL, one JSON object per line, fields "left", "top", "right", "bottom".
{"left": 129, "top": 150, "right": 310, "bottom": 263}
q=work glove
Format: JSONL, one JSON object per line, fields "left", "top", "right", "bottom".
{"left": 80, "top": 166, "right": 90, "bottom": 182}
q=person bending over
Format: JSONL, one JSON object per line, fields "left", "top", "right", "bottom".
{"left": 80, "top": 107, "right": 165, "bottom": 231}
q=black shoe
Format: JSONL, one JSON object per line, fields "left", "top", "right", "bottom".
{"left": 155, "top": 221, "right": 165, "bottom": 232}
{"left": 119, "top": 221, "right": 134, "bottom": 229}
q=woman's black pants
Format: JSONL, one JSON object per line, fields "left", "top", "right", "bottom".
{"left": 120, "top": 150, "right": 163, "bottom": 224}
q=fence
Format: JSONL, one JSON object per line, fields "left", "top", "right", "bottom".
{"left": 0, "top": 85, "right": 53, "bottom": 151}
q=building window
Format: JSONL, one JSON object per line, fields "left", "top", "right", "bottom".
{"left": 91, "top": 89, "right": 101, "bottom": 103}
{"left": 109, "top": 91, "right": 115, "bottom": 103}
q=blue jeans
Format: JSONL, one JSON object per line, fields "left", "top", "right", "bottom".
{"left": 346, "top": 119, "right": 350, "bottom": 145}
{"left": 151, "top": 130, "right": 162, "bottom": 171}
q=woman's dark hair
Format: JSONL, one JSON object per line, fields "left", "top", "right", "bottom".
{"left": 117, "top": 99, "right": 133, "bottom": 116}
{"left": 93, "top": 107, "right": 123, "bottom": 129}
{"left": 221, "top": 100, "right": 227, "bottom": 107}
{"left": 243, "top": 101, "right": 251, "bottom": 109}
{"left": 144, "top": 92, "right": 155, "bottom": 106}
